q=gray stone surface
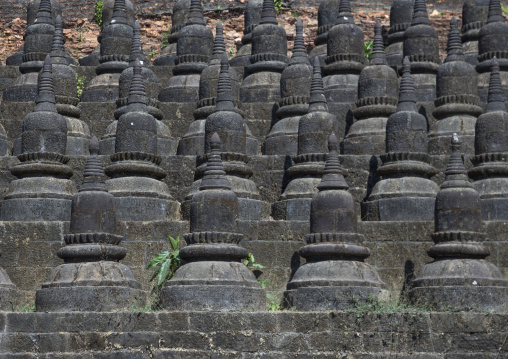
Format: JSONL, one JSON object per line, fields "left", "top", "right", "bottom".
{"left": 78, "top": 0, "right": 136, "bottom": 67}
{"left": 163, "top": 134, "right": 265, "bottom": 311}
{"left": 158, "top": 0, "right": 213, "bottom": 124}
{"left": 100, "top": 20, "right": 176, "bottom": 157}
{"left": 403, "top": 0, "right": 440, "bottom": 127}
{"left": 183, "top": 56, "right": 267, "bottom": 221}
{"left": 363, "top": 57, "right": 439, "bottom": 221}
{"left": 239, "top": 0, "right": 288, "bottom": 141}
{"left": 323, "top": 0, "right": 365, "bottom": 140}
{"left": 342, "top": 21, "right": 398, "bottom": 155}
{"left": 462, "top": 0, "right": 490, "bottom": 66}
{"left": 287, "top": 133, "right": 387, "bottom": 310}
{"left": 1, "top": 56, "right": 76, "bottom": 222}
{"left": 265, "top": 19, "right": 311, "bottom": 156}
{"left": 154, "top": 0, "right": 190, "bottom": 67}
{"left": 229, "top": 0, "right": 263, "bottom": 80}
{"left": 410, "top": 135, "right": 508, "bottom": 311}
{"left": 2, "top": 311, "right": 508, "bottom": 357}
{"left": 274, "top": 58, "right": 337, "bottom": 220}
{"left": 385, "top": 0, "right": 414, "bottom": 71}
{"left": 428, "top": 17, "right": 482, "bottom": 155}
{"left": 79, "top": 0, "right": 134, "bottom": 133}
{"left": 105, "top": 59, "right": 180, "bottom": 221}
{"left": 178, "top": 23, "right": 257, "bottom": 156}
{"left": 477, "top": 0, "right": 508, "bottom": 107}
{"left": 469, "top": 57, "right": 508, "bottom": 221}
{"left": 309, "top": 0, "right": 341, "bottom": 64}
{"left": 36, "top": 137, "right": 145, "bottom": 312}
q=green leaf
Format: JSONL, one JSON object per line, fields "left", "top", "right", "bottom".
{"left": 252, "top": 263, "right": 264, "bottom": 269}
{"left": 147, "top": 251, "right": 170, "bottom": 269}
{"left": 243, "top": 259, "right": 249, "bottom": 266}
{"left": 248, "top": 253, "right": 255, "bottom": 263}
{"left": 168, "top": 235, "right": 179, "bottom": 250}
{"left": 149, "top": 268, "right": 160, "bottom": 282}
{"left": 157, "top": 258, "right": 172, "bottom": 286}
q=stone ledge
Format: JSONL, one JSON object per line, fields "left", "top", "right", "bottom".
{"left": 0, "top": 311, "right": 507, "bottom": 356}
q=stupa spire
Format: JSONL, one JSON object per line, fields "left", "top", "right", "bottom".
{"left": 186, "top": 0, "right": 206, "bottom": 26}
{"left": 486, "top": 57, "right": 507, "bottom": 113}
{"left": 370, "top": 20, "right": 387, "bottom": 65}
{"left": 317, "top": 133, "right": 349, "bottom": 191}
{"left": 215, "top": 53, "right": 235, "bottom": 112}
{"left": 199, "top": 133, "right": 232, "bottom": 191}
{"left": 260, "top": 0, "right": 278, "bottom": 25}
{"left": 445, "top": 17, "right": 465, "bottom": 63}
{"left": 35, "top": 55, "right": 57, "bottom": 113}
{"left": 411, "top": 0, "right": 431, "bottom": 26}
{"left": 308, "top": 57, "right": 328, "bottom": 113}
{"left": 397, "top": 57, "right": 418, "bottom": 112}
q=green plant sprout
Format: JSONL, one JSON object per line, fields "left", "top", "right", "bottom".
{"left": 147, "top": 235, "right": 181, "bottom": 308}
{"left": 94, "top": 1, "right": 104, "bottom": 27}
{"left": 161, "top": 27, "right": 172, "bottom": 48}
{"left": 228, "top": 43, "right": 236, "bottom": 58}
{"left": 243, "top": 253, "right": 264, "bottom": 269}
{"left": 75, "top": 71, "right": 85, "bottom": 99}
{"left": 364, "top": 40, "right": 373, "bottom": 60}
{"left": 274, "top": 0, "right": 283, "bottom": 14}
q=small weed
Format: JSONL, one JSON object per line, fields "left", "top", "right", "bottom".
{"left": 503, "top": 4, "right": 508, "bottom": 15}
{"left": 75, "top": 72, "right": 85, "bottom": 99}
{"left": 16, "top": 304, "right": 35, "bottom": 312}
{"left": 76, "top": 25, "right": 85, "bottom": 42}
{"left": 217, "top": 5, "right": 223, "bottom": 19}
{"left": 266, "top": 292, "right": 281, "bottom": 311}
{"left": 228, "top": 43, "right": 236, "bottom": 59}
{"left": 147, "top": 235, "right": 181, "bottom": 309}
{"left": 94, "top": 1, "right": 104, "bottom": 27}
{"left": 128, "top": 304, "right": 154, "bottom": 312}
{"left": 364, "top": 40, "right": 373, "bottom": 60}
{"left": 290, "top": 10, "right": 300, "bottom": 17}
{"left": 243, "top": 253, "right": 264, "bottom": 270}
{"left": 148, "top": 47, "right": 157, "bottom": 59}
{"left": 274, "top": 0, "right": 283, "bottom": 14}
{"left": 161, "top": 28, "right": 172, "bottom": 48}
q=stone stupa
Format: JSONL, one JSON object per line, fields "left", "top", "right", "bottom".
{"left": 286, "top": 133, "right": 387, "bottom": 310}
{"left": 162, "top": 133, "right": 266, "bottom": 311}
{"left": 36, "top": 136, "right": 145, "bottom": 312}
{"left": 410, "top": 134, "right": 508, "bottom": 312}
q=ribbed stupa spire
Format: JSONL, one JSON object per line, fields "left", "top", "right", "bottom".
{"left": 212, "top": 22, "right": 226, "bottom": 59}
{"left": 411, "top": 0, "right": 431, "bottom": 25}
{"left": 35, "top": 55, "right": 58, "bottom": 113}
{"left": 317, "top": 133, "right": 349, "bottom": 191}
{"left": 50, "top": 15, "right": 67, "bottom": 64}
{"left": 442, "top": 134, "right": 471, "bottom": 186}
{"left": 308, "top": 57, "right": 328, "bottom": 113}
{"left": 486, "top": 57, "right": 507, "bottom": 113}
{"left": 397, "top": 57, "right": 418, "bottom": 112}
{"left": 200, "top": 133, "right": 232, "bottom": 190}
{"left": 370, "top": 20, "right": 387, "bottom": 66}
{"left": 80, "top": 136, "right": 108, "bottom": 192}
{"left": 487, "top": 0, "right": 505, "bottom": 24}
{"left": 260, "top": 0, "right": 278, "bottom": 25}
{"left": 129, "top": 20, "right": 145, "bottom": 66}
{"left": 291, "top": 18, "right": 307, "bottom": 59}
{"left": 336, "top": 0, "right": 354, "bottom": 24}
{"left": 215, "top": 53, "right": 235, "bottom": 112}
{"left": 36, "top": 0, "right": 54, "bottom": 24}
{"left": 445, "top": 17, "right": 465, "bottom": 63}
{"left": 127, "top": 58, "right": 148, "bottom": 106}
{"left": 186, "top": 0, "right": 206, "bottom": 26}
{"left": 111, "top": 0, "right": 128, "bottom": 24}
